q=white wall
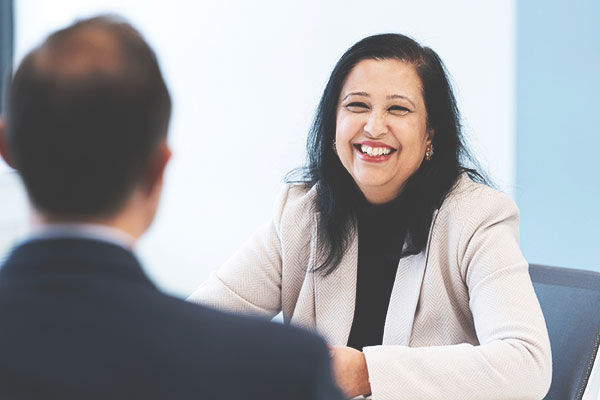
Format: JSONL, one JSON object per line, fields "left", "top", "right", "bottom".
{"left": 1, "top": 0, "right": 515, "bottom": 297}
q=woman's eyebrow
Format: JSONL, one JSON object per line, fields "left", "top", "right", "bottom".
{"left": 342, "top": 91, "right": 369, "bottom": 101}
{"left": 387, "top": 94, "right": 416, "bottom": 108}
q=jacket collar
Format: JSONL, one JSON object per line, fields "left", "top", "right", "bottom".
{"left": 0, "top": 238, "right": 155, "bottom": 289}
{"left": 312, "top": 209, "right": 439, "bottom": 346}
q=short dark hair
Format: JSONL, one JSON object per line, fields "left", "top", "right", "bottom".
{"left": 288, "top": 33, "right": 488, "bottom": 274}
{"left": 5, "top": 15, "right": 171, "bottom": 218}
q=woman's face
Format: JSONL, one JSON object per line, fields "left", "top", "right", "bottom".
{"left": 335, "top": 58, "right": 432, "bottom": 204}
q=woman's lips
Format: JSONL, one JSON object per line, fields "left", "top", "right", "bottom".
{"left": 353, "top": 143, "right": 397, "bottom": 162}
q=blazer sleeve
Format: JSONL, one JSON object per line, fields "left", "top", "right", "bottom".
{"left": 362, "top": 191, "right": 552, "bottom": 400}
{"left": 187, "top": 187, "right": 291, "bottom": 318}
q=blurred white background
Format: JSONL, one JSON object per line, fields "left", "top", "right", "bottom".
{"left": 1, "top": 0, "right": 515, "bottom": 297}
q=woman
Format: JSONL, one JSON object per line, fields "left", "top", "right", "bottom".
{"left": 189, "top": 34, "right": 551, "bottom": 400}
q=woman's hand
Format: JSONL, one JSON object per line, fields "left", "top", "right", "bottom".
{"left": 329, "top": 345, "right": 371, "bottom": 399}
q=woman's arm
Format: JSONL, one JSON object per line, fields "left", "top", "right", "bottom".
{"left": 361, "top": 191, "right": 552, "bottom": 400}
{"left": 188, "top": 220, "right": 283, "bottom": 318}
{"left": 187, "top": 186, "right": 296, "bottom": 318}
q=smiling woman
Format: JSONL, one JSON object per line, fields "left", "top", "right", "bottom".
{"left": 335, "top": 59, "right": 432, "bottom": 204}
{"left": 189, "top": 33, "right": 552, "bottom": 400}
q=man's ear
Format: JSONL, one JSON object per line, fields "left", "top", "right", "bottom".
{"left": 143, "top": 140, "right": 172, "bottom": 194}
{"left": 0, "top": 117, "right": 16, "bottom": 169}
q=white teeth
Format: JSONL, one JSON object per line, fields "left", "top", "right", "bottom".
{"left": 360, "top": 144, "right": 392, "bottom": 157}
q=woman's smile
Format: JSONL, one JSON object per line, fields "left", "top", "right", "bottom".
{"left": 353, "top": 141, "right": 398, "bottom": 162}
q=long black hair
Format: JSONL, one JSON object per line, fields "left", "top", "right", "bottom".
{"left": 287, "top": 33, "right": 488, "bottom": 274}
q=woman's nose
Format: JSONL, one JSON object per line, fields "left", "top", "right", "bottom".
{"left": 363, "top": 111, "right": 388, "bottom": 138}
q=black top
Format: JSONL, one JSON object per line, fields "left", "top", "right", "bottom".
{"left": 0, "top": 238, "right": 343, "bottom": 400}
{"left": 347, "top": 197, "right": 407, "bottom": 351}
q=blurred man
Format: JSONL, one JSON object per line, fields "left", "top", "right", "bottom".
{"left": 0, "top": 15, "right": 342, "bottom": 400}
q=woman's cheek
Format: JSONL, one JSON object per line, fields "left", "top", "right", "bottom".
{"left": 336, "top": 115, "right": 362, "bottom": 143}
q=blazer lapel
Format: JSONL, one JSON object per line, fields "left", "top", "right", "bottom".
{"left": 382, "top": 209, "right": 440, "bottom": 346}
{"left": 312, "top": 216, "right": 358, "bottom": 346}
{"left": 382, "top": 251, "right": 427, "bottom": 345}
{"left": 310, "top": 207, "right": 439, "bottom": 347}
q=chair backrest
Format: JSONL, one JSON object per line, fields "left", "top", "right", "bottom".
{"left": 530, "top": 264, "right": 600, "bottom": 400}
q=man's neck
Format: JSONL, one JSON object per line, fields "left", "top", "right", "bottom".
{"left": 28, "top": 220, "right": 137, "bottom": 250}
{"left": 29, "top": 205, "right": 148, "bottom": 250}
{"left": 27, "top": 185, "right": 156, "bottom": 249}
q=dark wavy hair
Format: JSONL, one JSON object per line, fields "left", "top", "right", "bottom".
{"left": 287, "top": 33, "right": 488, "bottom": 274}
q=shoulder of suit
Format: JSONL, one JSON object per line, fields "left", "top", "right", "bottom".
{"left": 437, "top": 173, "right": 519, "bottom": 227}
{"left": 444, "top": 173, "right": 515, "bottom": 206}
{"left": 170, "top": 294, "right": 324, "bottom": 345}
{"left": 271, "top": 183, "right": 318, "bottom": 227}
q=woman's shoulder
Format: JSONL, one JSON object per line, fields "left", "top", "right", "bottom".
{"left": 271, "top": 182, "right": 318, "bottom": 227}
{"left": 439, "top": 173, "right": 519, "bottom": 223}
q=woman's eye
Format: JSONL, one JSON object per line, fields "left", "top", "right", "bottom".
{"left": 388, "top": 105, "right": 410, "bottom": 115}
{"left": 345, "top": 102, "right": 369, "bottom": 112}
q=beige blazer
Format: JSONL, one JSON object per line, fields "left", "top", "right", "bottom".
{"left": 189, "top": 175, "right": 552, "bottom": 400}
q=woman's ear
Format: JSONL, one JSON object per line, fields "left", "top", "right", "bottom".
{"left": 0, "top": 117, "right": 16, "bottom": 169}
{"left": 427, "top": 127, "right": 435, "bottom": 143}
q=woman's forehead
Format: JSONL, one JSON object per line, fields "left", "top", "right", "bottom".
{"left": 340, "top": 59, "right": 424, "bottom": 102}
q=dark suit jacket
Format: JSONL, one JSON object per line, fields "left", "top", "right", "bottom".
{"left": 0, "top": 238, "right": 342, "bottom": 400}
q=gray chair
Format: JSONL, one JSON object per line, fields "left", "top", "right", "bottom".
{"left": 530, "top": 264, "right": 600, "bottom": 400}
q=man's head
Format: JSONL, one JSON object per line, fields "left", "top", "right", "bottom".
{"left": 0, "top": 15, "right": 171, "bottom": 226}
